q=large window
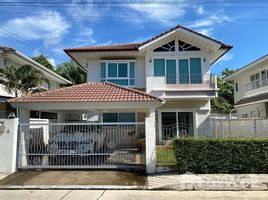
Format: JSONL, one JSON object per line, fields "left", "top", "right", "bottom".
{"left": 153, "top": 58, "right": 202, "bottom": 84}
{"left": 101, "top": 62, "right": 135, "bottom": 86}
{"left": 103, "top": 113, "right": 136, "bottom": 123}
{"left": 250, "top": 73, "right": 260, "bottom": 89}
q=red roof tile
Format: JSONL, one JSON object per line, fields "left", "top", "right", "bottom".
{"left": 8, "top": 82, "right": 163, "bottom": 103}
{"left": 64, "top": 43, "right": 141, "bottom": 52}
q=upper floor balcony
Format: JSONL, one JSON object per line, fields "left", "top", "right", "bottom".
{"left": 146, "top": 74, "right": 217, "bottom": 98}
{"left": 245, "top": 78, "right": 268, "bottom": 97}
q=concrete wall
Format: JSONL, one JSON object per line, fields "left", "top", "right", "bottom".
{"left": 0, "top": 118, "right": 18, "bottom": 173}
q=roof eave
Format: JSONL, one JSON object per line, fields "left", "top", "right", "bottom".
{"left": 13, "top": 51, "right": 72, "bottom": 84}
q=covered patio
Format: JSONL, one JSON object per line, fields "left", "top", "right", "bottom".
{"left": 8, "top": 82, "right": 163, "bottom": 173}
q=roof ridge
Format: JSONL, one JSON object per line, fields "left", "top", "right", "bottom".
{"left": 104, "top": 82, "right": 163, "bottom": 102}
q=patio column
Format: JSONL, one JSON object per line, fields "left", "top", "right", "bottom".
{"left": 57, "top": 112, "right": 65, "bottom": 123}
{"left": 18, "top": 109, "right": 30, "bottom": 124}
{"left": 145, "top": 107, "right": 156, "bottom": 174}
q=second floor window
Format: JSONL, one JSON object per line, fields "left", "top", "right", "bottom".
{"left": 153, "top": 58, "right": 202, "bottom": 84}
{"left": 101, "top": 62, "right": 135, "bottom": 86}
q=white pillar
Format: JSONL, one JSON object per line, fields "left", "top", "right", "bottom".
{"left": 57, "top": 112, "right": 65, "bottom": 123}
{"left": 18, "top": 109, "right": 30, "bottom": 167}
{"left": 145, "top": 107, "right": 156, "bottom": 174}
{"left": 18, "top": 109, "right": 30, "bottom": 124}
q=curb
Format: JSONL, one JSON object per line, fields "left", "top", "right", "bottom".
{"left": 0, "top": 185, "right": 147, "bottom": 190}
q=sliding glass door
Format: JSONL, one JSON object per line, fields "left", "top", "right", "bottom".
{"left": 161, "top": 111, "right": 194, "bottom": 140}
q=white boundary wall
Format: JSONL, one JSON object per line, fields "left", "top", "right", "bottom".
{"left": 0, "top": 118, "right": 19, "bottom": 173}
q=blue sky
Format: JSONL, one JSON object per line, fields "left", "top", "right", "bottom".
{"left": 1, "top": 0, "right": 268, "bottom": 75}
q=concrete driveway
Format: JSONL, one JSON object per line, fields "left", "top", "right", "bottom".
{"left": 0, "top": 170, "right": 147, "bottom": 189}
{"left": 0, "top": 190, "right": 268, "bottom": 200}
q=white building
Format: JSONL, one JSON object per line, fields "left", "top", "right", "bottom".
{"left": 0, "top": 46, "right": 72, "bottom": 118}
{"left": 225, "top": 54, "right": 268, "bottom": 118}
{"left": 9, "top": 25, "right": 232, "bottom": 173}
{"left": 64, "top": 25, "right": 232, "bottom": 141}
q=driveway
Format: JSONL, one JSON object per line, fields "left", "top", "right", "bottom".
{"left": 0, "top": 190, "right": 268, "bottom": 200}
{"left": 0, "top": 170, "right": 147, "bottom": 189}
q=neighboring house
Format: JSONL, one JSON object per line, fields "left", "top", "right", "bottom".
{"left": 63, "top": 25, "right": 232, "bottom": 140}
{"left": 225, "top": 54, "right": 268, "bottom": 118}
{"left": 0, "top": 46, "right": 72, "bottom": 118}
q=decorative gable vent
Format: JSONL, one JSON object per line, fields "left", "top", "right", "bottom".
{"left": 178, "top": 40, "right": 200, "bottom": 51}
{"left": 154, "top": 40, "right": 175, "bottom": 52}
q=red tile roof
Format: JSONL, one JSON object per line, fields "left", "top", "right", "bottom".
{"left": 64, "top": 25, "right": 232, "bottom": 52}
{"left": 64, "top": 43, "right": 141, "bottom": 52}
{"left": 8, "top": 82, "right": 163, "bottom": 103}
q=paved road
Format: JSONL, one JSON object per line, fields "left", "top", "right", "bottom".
{"left": 0, "top": 190, "right": 268, "bottom": 200}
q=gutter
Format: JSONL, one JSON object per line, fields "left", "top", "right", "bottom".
{"left": 14, "top": 51, "right": 72, "bottom": 84}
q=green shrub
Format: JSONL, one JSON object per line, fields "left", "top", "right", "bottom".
{"left": 173, "top": 137, "right": 268, "bottom": 174}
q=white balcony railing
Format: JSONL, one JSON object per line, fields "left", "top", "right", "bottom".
{"left": 246, "top": 78, "right": 268, "bottom": 91}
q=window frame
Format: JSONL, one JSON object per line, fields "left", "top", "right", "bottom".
{"left": 101, "top": 61, "right": 135, "bottom": 86}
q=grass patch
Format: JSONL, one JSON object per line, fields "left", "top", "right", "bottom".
{"left": 156, "top": 145, "right": 176, "bottom": 166}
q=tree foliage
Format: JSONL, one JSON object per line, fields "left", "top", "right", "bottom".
{"left": 56, "top": 60, "right": 86, "bottom": 84}
{"left": 0, "top": 65, "right": 47, "bottom": 97}
{"left": 211, "top": 68, "right": 235, "bottom": 114}
{"left": 32, "top": 55, "right": 54, "bottom": 71}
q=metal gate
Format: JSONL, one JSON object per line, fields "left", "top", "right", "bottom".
{"left": 17, "top": 122, "right": 145, "bottom": 169}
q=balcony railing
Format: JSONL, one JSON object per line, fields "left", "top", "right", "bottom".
{"left": 246, "top": 78, "right": 268, "bottom": 91}
{"left": 164, "top": 74, "right": 212, "bottom": 84}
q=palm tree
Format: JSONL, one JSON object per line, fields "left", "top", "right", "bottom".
{"left": 0, "top": 65, "right": 48, "bottom": 97}
{"left": 56, "top": 60, "right": 86, "bottom": 85}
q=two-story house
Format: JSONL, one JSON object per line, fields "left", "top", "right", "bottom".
{"left": 8, "top": 25, "right": 232, "bottom": 140}
{"left": 224, "top": 54, "right": 268, "bottom": 118}
{"left": 62, "top": 25, "right": 232, "bottom": 141}
{"left": 0, "top": 46, "right": 72, "bottom": 118}
{"left": 8, "top": 25, "right": 232, "bottom": 173}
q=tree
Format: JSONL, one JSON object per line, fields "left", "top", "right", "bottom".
{"left": 32, "top": 55, "right": 54, "bottom": 71}
{"left": 56, "top": 60, "right": 86, "bottom": 84}
{"left": 211, "top": 68, "right": 235, "bottom": 114}
{"left": 0, "top": 65, "right": 47, "bottom": 97}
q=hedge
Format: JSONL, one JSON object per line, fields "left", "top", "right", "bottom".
{"left": 173, "top": 137, "right": 268, "bottom": 174}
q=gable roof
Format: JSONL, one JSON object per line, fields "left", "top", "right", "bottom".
{"left": 64, "top": 24, "right": 232, "bottom": 53}
{"left": 224, "top": 54, "right": 268, "bottom": 81}
{"left": 8, "top": 82, "right": 163, "bottom": 104}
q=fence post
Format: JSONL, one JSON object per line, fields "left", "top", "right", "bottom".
{"left": 253, "top": 119, "right": 257, "bottom": 137}
{"left": 221, "top": 117, "right": 224, "bottom": 137}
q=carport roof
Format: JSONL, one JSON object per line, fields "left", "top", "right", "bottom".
{"left": 8, "top": 82, "right": 163, "bottom": 103}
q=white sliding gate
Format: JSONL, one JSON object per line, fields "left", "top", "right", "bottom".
{"left": 17, "top": 122, "right": 145, "bottom": 170}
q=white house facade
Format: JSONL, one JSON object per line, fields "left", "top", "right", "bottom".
{"left": 8, "top": 25, "right": 232, "bottom": 173}
{"left": 0, "top": 46, "right": 72, "bottom": 118}
{"left": 225, "top": 54, "right": 268, "bottom": 118}
{"left": 64, "top": 25, "right": 232, "bottom": 142}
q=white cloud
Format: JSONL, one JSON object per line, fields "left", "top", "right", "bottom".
{"left": 1, "top": 11, "right": 71, "bottom": 48}
{"left": 126, "top": 0, "right": 188, "bottom": 25}
{"left": 195, "top": 5, "right": 206, "bottom": 15}
{"left": 220, "top": 52, "right": 234, "bottom": 62}
{"left": 197, "top": 28, "right": 214, "bottom": 36}
{"left": 67, "top": 0, "right": 110, "bottom": 21}
{"left": 47, "top": 58, "right": 56, "bottom": 67}
{"left": 189, "top": 12, "right": 231, "bottom": 29}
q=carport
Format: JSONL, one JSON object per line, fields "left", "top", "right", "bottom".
{"left": 8, "top": 82, "right": 163, "bottom": 173}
